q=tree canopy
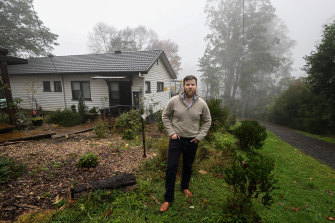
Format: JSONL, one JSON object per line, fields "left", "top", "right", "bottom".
{"left": 0, "top": 0, "right": 58, "bottom": 57}
{"left": 304, "top": 21, "right": 335, "bottom": 107}
{"left": 199, "top": 0, "right": 295, "bottom": 118}
{"left": 87, "top": 23, "right": 182, "bottom": 75}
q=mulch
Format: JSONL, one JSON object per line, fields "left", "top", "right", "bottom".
{"left": 0, "top": 127, "right": 160, "bottom": 222}
{"left": 262, "top": 122, "right": 335, "bottom": 169}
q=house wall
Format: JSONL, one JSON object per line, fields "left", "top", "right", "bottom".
{"left": 9, "top": 74, "right": 110, "bottom": 111}
{"left": 140, "top": 58, "right": 172, "bottom": 113}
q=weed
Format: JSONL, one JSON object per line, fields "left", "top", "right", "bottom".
{"left": 77, "top": 153, "right": 99, "bottom": 168}
{"left": 93, "top": 121, "right": 108, "bottom": 138}
{"left": 0, "top": 155, "right": 26, "bottom": 184}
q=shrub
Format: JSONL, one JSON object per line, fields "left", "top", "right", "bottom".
{"left": 122, "top": 129, "right": 136, "bottom": 140}
{"left": 156, "top": 109, "right": 165, "bottom": 132}
{"left": 233, "top": 120, "right": 267, "bottom": 150}
{"left": 115, "top": 110, "right": 141, "bottom": 133}
{"left": 15, "top": 111, "right": 31, "bottom": 129}
{"left": 89, "top": 107, "right": 98, "bottom": 114}
{"left": 77, "top": 153, "right": 99, "bottom": 168}
{"left": 45, "top": 109, "right": 82, "bottom": 127}
{"left": 206, "top": 98, "right": 230, "bottom": 133}
{"left": 93, "top": 122, "right": 108, "bottom": 138}
{"left": 0, "top": 155, "right": 26, "bottom": 184}
{"left": 224, "top": 152, "right": 278, "bottom": 206}
{"left": 70, "top": 104, "right": 76, "bottom": 113}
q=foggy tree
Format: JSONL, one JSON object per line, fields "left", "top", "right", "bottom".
{"left": 147, "top": 39, "right": 182, "bottom": 75}
{"left": 200, "top": 0, "right": 295, "bottom": 118}
{"left": 87, "top": 23, "right": 182, "bottom": 75}
{"left": 0, "top": 0, "right": 58, "bottom": 57}
{"left": 304, "top": 21, "right": 335, "bottom": 108}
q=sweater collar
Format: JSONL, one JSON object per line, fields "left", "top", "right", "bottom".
{"left": 180, "top": 92, "right": 198, "bottom": 108}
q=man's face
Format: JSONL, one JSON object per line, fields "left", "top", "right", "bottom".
{"left": 183, "top": 79, "right": 197, "bottom": 98}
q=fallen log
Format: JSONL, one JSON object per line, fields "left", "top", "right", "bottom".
{"left": 71, "top": 173, "right": 136, "bottom": 199}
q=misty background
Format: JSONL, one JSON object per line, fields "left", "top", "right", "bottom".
{"left": 32, "top": 0, "right": 335, "bottom": 79}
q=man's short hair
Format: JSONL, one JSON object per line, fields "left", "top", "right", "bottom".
{"left": 183, "top": 75, "right": 197, "bottom": 85}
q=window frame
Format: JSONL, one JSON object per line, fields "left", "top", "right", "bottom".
{"left": 71, "top": 81, "right": 91, "bottom": 100}
{"left": 43, "top": 81, "right": 51, "bottom": 92}
{"left": 54, "top": 81, "right": 62, "bottom": 92}
{"left": 145, "top": 81, "right": 151, "bottom": 93}
{"left": 157, "top": 82, "right": 164, "bottom": 92}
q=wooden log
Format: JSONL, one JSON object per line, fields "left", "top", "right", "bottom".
{"left": 70, "top": 173, "right": 136, "bottom": 199}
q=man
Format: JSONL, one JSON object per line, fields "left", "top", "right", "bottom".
{"left": 160, "top": 75, "right": 212, "bottom": 212}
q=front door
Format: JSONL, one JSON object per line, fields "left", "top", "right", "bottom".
{"left": 108, "top": 81, "right": 132, "bottom": 106}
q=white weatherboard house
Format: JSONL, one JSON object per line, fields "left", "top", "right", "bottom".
{"left": 7, "top": 50, "right": 177, "bottom": 112}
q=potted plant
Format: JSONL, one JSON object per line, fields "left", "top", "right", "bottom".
{"left": 31, "top": 116, "right": 43, "bottom": 126}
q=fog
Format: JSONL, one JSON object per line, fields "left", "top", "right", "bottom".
{"left": 33, "top": 0, "right": 335, "bottom": 79}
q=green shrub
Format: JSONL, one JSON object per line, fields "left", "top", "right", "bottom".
{"left": 89, "top": 107, "right": 98, "bottom": 114}
{"left": 122, "top": 129, "right": 136, "bottom": 140}
{"left": 93, "top": 122, "right": 108, "bottom": 138}
{"left": 220, "top": 194, "right": 261, "bottom": 223}
{"left": 156, "top": 109, "right": 165, "bottom": 132}
{"left": 233, "top": 120, "right": 267, "bottom": 150}
{"left": 70, "top": 104, "right": 76, "bottom": 113}
{"left": 224, "top": 152, "right": 278, "bottom": 206}
{"left": 0, "top": 155, "right": 26, "bottom": 184}
{"left": 206, "top": 98, "right": 230, "bottom": 133}
{"left": 77, "top": 153, "right": 99, "bottom": 168}
{"left": 45, "top": 109, "right": 82, "bottom": 127}
{"left": 15, "top": 111, "right": 31, "bottom": 128}
{"left": 115, "top": 110, "right": 141, "bottom": 133}
{"left": 78, "top": 95, "right": 86, "bottom": 123}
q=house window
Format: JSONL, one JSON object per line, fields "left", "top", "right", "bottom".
{"left": 157, "top": 82, "right": 164, "bottom": 92}
{"left": 43, "top": 81, "right": 51, "bottom": 92}
{"left": 71, "top": 81, "right": 91, "bottom": 100}
{"left": 54, "top": 81, "right": 62, "bottom": 92}
{"left": 145, "top": 81, "right": 151, "bottom": 93}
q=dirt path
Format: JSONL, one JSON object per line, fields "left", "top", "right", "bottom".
{"left": 262, "top": 122, "right": 335, "bottom": 169}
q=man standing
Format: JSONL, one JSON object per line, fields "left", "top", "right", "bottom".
{"left": 160, "top": 75, "right": 212, "bottom": 212}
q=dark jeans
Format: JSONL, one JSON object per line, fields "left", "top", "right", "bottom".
{"left": 164, "top": 138, "right": 198, "bottom": 202}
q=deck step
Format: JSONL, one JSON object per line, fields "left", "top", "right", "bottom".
{"left": 0, "top": 123, "right": 15, "bottom": 133}
{"left": 0, "top": 130, "right": 55, "bottom": 144}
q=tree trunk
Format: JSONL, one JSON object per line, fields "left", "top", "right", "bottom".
{"left": 71, "top": 173, "right": 136, "bottom": 199}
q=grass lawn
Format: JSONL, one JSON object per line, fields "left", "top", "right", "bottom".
{"left": 294, "top": 130, "right": 335, "bottom": 144}
{"left": 19, "top": 132, "right": 335, "bottom": 223}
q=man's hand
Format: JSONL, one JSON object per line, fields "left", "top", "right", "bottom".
{"left": 190, "top": 138, "right": 198, "bottom": 144}
{"left": 171, "top": 133, "right": 180, "bottom": 140}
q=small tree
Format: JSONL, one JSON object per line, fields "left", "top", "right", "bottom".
{"left": 78, "top": 95, "right": 86, "bottom": 123}
{"left": 233, "top": 120, "right": 267, "bottom": 150}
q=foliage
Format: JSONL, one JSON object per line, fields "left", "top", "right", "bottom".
{"left": 45, "top": 109, "right": 82, "bottom": 127}
{"left": 122, "top": 129, "right": 136, "bottom": 140}
{"left": 200, "top": 0, "right": 295, "bottom": 117}
{"left": 269, "top": 79, "right": 333, "bottom": 134}
{"left": 78, "top": 95, "right": 86, "bottom": 123}
{"left": 88, "top": 107, "right": 98, "bottom": 114}
{"left": 77, "top": 153, "right": 99, "bottom": 168}
{"left": 93, "top": 121, "right": 108, "bottom": 138}
{"left": 233, "top": 120, "right": 267, "bottom": 150}
{"left": 70, "top": 104, "right": 76, "bottom": 113}
{"left": 87, "top": 23, "right": 181, "bottom": 75}
{"left": 0, "top": 0, "right": 58, "bottom": 57}
{"left": 15, "top": 111, "right": 31, "bottom": 128}
{"left": 0, "top": 155, "right": 26, "bottom": 184}
{"left": 156, "top": 109, "right": 165, "bottom": 132}
{"left": 220, "top": 194, "right": 261, "bottom": 223}
{"left": 114, "top": 109, "right": 141, "bottom": 133}
{"left": 304, "top": 21, "right": 335, "bottom": 108}
{"left": 224, "top": 152, "right": 277, "bottom": 207}
{"left": 206, "top": 98, "right": 230, "bottom": 133}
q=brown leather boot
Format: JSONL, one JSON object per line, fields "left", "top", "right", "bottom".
{"left": 159, "top": 201, "right": 171, "bottom": 212}
{"left": 182, "top": 189, "right": 193, "bottom": 197}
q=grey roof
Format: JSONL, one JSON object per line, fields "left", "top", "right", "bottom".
{"left": 7, "top": 50, "right": 176, "bottom": 79}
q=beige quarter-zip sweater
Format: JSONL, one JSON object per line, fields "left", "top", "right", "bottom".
{"left": 162, "top": 93, "right": 212, "bottom": 141}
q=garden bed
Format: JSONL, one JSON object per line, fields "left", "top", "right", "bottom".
{"left": 0, "top": 127, "right": 159, "bottom": 221}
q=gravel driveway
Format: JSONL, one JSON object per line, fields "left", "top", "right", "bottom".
{"left": 262, "top": 122, "right": 335, "bottom": 169}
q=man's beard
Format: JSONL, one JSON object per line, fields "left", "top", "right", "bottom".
{"left": 185, "top": 90, "right": 195, "bottom": 98}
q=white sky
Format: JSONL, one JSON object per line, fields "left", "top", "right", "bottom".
{"left": 33, "top": 0, "right": 335, "bottom": 79}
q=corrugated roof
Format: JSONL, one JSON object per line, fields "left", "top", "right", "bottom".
{"left": 7, "top": 50, "right": 176, "bottom": 78}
